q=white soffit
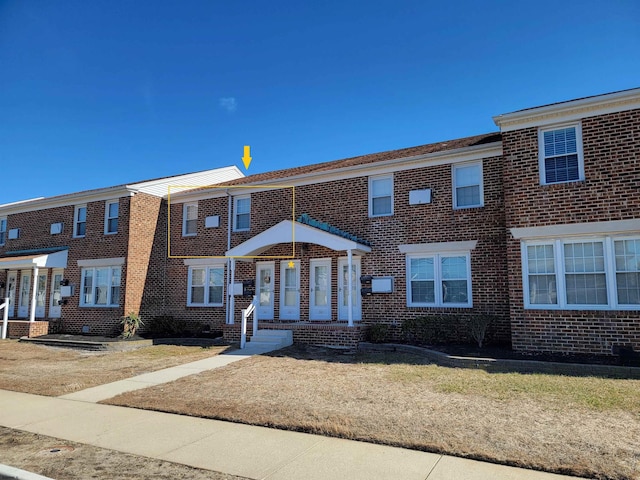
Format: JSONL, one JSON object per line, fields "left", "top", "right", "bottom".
{"left": 0, "top": 250, "right": 68, "bottom": 269}
{"left": 493, "top": 88, "right": 640, "bottom": 132}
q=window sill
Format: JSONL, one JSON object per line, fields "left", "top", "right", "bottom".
{"left": 104, "top": 231, "right": 118, "bottom": 236}
{"left": 79, "top": 305, "right": 120, "bottom": 308}
{"left": 182, "top": 233, "right": 197, "bottom": 238}
{"left": 408, "top": 304, "right": 473, "bottom": 308}
{"left": 187, "top": 303, "right": 224, "bottom": 308}
{"left": 453, "top": 204, "right": 483, "bottom": 210}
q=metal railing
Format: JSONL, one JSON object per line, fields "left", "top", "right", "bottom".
{"left": 1, "top": 297, "right": 10, "bottom": 340}
{"left": 240, "top": 295, "right": 259, "bottom": 349}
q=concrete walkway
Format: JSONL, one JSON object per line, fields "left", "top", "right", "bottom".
{"left": 0, "top": 345, "right": 585, "bottom": 480}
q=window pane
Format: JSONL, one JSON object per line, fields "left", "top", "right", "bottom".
{"left": 108, "top": 202, "right": 119, "bottom": 217}
{"left": 372, "top": 196, "right": 392, "bottom": 215}
{"left": 545, "top": 155, "right": 579, "bottom": 183}
{"left": 456, "top": 185, "right": 480, "bottom": 207}
{"left": 191, "top": 286, "right": 205, "bottom": 303}
{"left": 455, "top": 164, "right": 480, "bottom": 187}
{"left": 564, "top": 241, "right": 607, "bottom": 305}
{"left": 95, "top": 268, "right": 109, "bottom": 305}
{"left": 615, "top": 239, "right": 640, "bottom": 305}
{"left": 411, "top": 280, "right": 435, "bottom": 303}
{"left": 410, "top": 258, "right": 434, "bottom": 280}
{"left": 191, "top": 268, "right": 205, "bottom": 286}
{"left": 236, "top": 212, "right": 250, "bottom": 230}
{"left": 236, "top": 197, "right": 250, "bottom": 214}
{"left": 443, "top": 280, "right": 468, "bottom": 303}
{"left": 529, "top": 275, "right": 557, "bottom": 304}
{"left": 565, "top": 273, "right": 608, "bottom": 305}
{"left": 83, "top": 270, "right": 93, "bottom": 304}
{"left": 77, "top": 207, "right": 86, "bottom": 222}
{"left": 76, "top": 221, "right": 86, "bottom": 236}
{"left": 441, "top": 256, "right": 467, "bottom": 279}
{"left": 371, "top": 178, "right": 391, "bottom": 196}
{"left": 208, "top": 268, "right": 223, "bottom": 304}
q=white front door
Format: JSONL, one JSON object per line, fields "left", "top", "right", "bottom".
{"left": 338, "top": 257, "right": 362, "bottom": 321}
{"left": 279, "top": 260, "right": 300, "bottom": 320}
{"left": 310, "top": 258, "right": 331, "bottom": 320}
{"left": 49, "top": 269, "right": 63, "bottom": 318}
{"left": 6, "top": 271, "right": 17, "bottom": 318}
{"left": 256, "top": 262, "right": 274, "bottom": 320}
{"left": 35, "top": 270, "right": 47, "bottom": 318}
{"left": 18, "top": 270, "right": 31, "bottom": 318}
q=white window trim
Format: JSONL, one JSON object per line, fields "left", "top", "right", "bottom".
{"left": 521, "top": 235, "right": 640, "bottom": 311}
{"left": 79, "top": 265, "right": 121, "bottom": 308}
{"left": 452, "top": 161, "right": 484, "bottom": 209}
{"left": 406, "top": 250, "right": 472, "bottom": 308}
{"left": 73, "top": 205, "right": 87, "bottom": 238}
{"left": 104, "top": 199, "right": 119, "bottom": 235}
{"left": 187, "top": 265, "right": 225, "bottom": 307}
{"left": 233, "top": 195, "right": 251, "bottom": 232}
{"left": 0, "top": 217, "right": 6, "bottom": 246}
{"left": 182, "top": 203, "right": 198, "bottom": 237}
{"left": 368, "top": 174, "right": 394, "bottom": 217}
{"left": 78, "top": 257, "right": 126, "bottom": 268}
{"left": 538, "top": 122, "right": 585, "bottom": 186}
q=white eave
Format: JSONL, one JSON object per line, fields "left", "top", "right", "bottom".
{"left": 130, "top": 166, "right": 244, "bottom": 197}
{"left": 172, "top": 141, "right": 503, "bottom": 203}
{"left": 493, "top": 87, "right": 640, "bottom": 132}
{"left": 0, "top": 186, "right": 137, "bottom": 216}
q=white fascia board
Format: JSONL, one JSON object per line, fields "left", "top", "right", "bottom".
{"left": 493, "top": 88, "right": 640, "bottom": 132}
{"left": 130, "top": 166, "right": 244, "bottom": 197}
{"left": 171, "top": 142, "right": 503, "bottom": 204}
{"left": 399, "top": 240, "right": 478, "bottom": 254}
{"left": 511, "top": 219, "right": 640, "bottom": 240}
{"left": 0, "top": 187, "right": 136, "bottom": 216}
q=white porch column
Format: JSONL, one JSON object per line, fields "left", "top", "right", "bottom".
{"left": 29, "top": 266, "right": 38, "bottom": 323}
{"left": 347, "top": 249, "right": 353, "bottom": 327}
{"left": 228, "top": 258, "right": 236, "bottom": 324}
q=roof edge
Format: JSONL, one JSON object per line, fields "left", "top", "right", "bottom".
{"left": 493, "top": 87, "right": 640, "bottom": 132}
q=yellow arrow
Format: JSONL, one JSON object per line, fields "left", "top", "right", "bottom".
{"left": 242, "top": 145, "right": 252, "bottom": 170}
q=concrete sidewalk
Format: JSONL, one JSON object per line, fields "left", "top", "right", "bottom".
{"left": 60, "top": 343, "right": 276, "bottom": 403}
{"left": 0, "top": 388, "right": 582, "bottom": 480}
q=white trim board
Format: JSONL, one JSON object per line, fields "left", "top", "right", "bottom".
{"left": 77, "top": 257, "right": 126, "bottom": 267}
{"left": 510, "top": 219, "right": 640, "bottom": 240}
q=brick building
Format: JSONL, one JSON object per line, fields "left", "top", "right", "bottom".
{"left": 2, "top": 88, "right": 638, "bottom": 356}
{"left": 0, "top": 167, "right": 243, "bottom": 337}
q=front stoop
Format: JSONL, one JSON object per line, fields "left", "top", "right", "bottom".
{"left": 248, "top": 329, "right": 293, "bottom": 350}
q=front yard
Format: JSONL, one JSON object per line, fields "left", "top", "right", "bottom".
{"left": 0, "top": 340, "right": 229, "bottom": 396}
{"left": 104, "top": 345, "right": 640, "bottom": 480}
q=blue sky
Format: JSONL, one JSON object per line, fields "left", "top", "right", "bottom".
{"left": 0, "top": 0, "right": 638, "bottom": 204}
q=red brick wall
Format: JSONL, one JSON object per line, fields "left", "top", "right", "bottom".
{"left": 503, "top": 109, "right": 640, "bottom": 354}
{"left": 169, "top": 155, "right": 511, "bottom": 345}
{"left": 0, "top": 197, "right": 132, "bottom": 335}
{"left": 223, "top": 322, "right": 365, "bottom": 348}
{"left": 4, "top": 320, "right": 49, "bottom": 338}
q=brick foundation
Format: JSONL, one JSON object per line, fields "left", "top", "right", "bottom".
{"left": 224, "top": 322, "right": 366, "bottom": 348}
{"left": 2, "top": 320, "right": 49, "bottom": 338}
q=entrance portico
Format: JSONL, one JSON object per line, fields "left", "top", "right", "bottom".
{"left": 225, "top": 220, "right": 371, "bottom": 328}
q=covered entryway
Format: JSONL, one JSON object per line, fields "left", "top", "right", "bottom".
{"left": 0, "top": 248, "right": 68, "bottom": 323}
{"left": 225, "top": 219, "right": 371, "bottom": 327}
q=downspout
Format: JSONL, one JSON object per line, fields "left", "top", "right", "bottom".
{"left": 225, "top": 190, "right": 232, "bottom": 324}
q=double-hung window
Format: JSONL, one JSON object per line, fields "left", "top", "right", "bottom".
{"left": 104, "top": 200, "right": 119, "bottom": 234}
{"left": 0, "top": 218, "right": 6, "bottom": 246}
{"left": 539, "top": 124, "right": 584, "bottom": 185}
{"left": 453, "top": 162, "right": 483, "bottom": 208}
{"left": 406, "top": 252, "right": 472, "bottom": 307}
{"left": 187, "top": 265, "right": 224, "bottom": 306}
{"left": 368, "top": 175, "right": 393, "bottom": 217}
{"left": 234, "top": 195, "right": 250, "bottom": 231}
{"left": 523, "top": 236, "right": 640, "bottom": 309}
{"left": 183, "top": 203, "right": 198, "bottom": 236}
{"left": 74, "top": 205, "right": 87, "bottom": 238}
{"left": 80, "top": 266, "right": 121, "bottom": 307}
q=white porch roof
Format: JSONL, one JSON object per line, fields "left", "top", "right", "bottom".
{"left": 226, "top": 220, "right": 371, "bottom": 258}
{"left": 0, "top": 249, "right": 68, "bottom": 270}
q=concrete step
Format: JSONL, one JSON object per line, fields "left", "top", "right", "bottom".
{"left": 248, "top": 329, "right": 293, "bottom": 349}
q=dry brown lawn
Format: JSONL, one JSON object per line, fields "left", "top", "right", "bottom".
{"left": 0, "top": 426, "right": 248, "bottom": 480}
{"left": 0, "top": 340, "right": 229, "bottom": 396}
{"left": 105, "top": 345, "right": 640, "bottom": 480}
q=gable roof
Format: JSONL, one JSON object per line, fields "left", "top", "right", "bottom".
{"left": 182, "top": 132, "right": 501, "bottom": 195}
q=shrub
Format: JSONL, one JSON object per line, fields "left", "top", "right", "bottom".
{"left": 366, "top": 324, "right": 390, "bottom": 343}
{"left": 401, "top": 315, "right": 463, "bottom": 345}
{"left": 468, "top": 314, "right": 493, "bottom": 348}
{"left": 147, "top": 315, "right": 188, "bottom": 337}
{"left": 121, "top": 312, "right": 143, "bottom": 339}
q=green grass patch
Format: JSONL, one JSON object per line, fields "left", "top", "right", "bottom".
{"left": 379, "top": 354, "right": 640, "bottom": 413}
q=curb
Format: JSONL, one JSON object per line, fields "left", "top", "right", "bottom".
{"left": 358, "top": 342, "right": 640, "bottom": 379}
{"left": 0, "top": 464, "right": 55, "bottom": 480}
